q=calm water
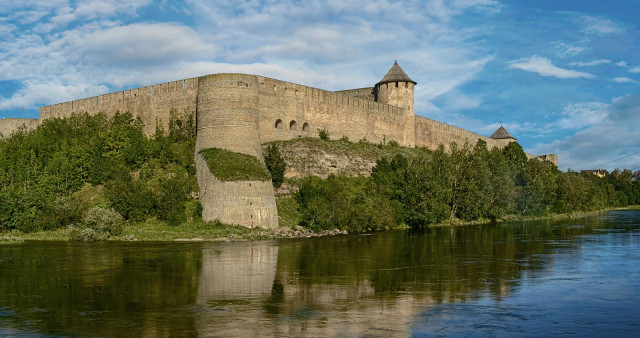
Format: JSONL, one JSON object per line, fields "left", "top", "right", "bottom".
{"left": 1, "top": 210, "right": 639, "bottom": 337}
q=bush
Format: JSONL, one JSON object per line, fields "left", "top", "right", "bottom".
{"left": 264, "top": 144, "right": 286, "bottom": 188}
{"left": 82, "top": 206, "right": 124, "bottom": 236}
{"left": 68, "top": 226, "right": 108, "bottom": 242}
{"left": 318, "top": 128, "right": 330, "bottom": 141}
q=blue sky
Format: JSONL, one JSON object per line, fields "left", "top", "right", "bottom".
{"left": 1, "top": 0, "right": 639, "bottom": 171}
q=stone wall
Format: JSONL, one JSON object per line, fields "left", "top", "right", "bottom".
{"left": 255, "top": 76, "right": 414, "bottom": 147}
{"left": 39, "top": 78, "right": 198, "bottom": 135}
{"left": 195, "top": 74, "right": 278, "bottom": 228}
{"left": 0, "top": 118, "right": 38, "bottom": 138}
{"left": 32, "top": 71, "right": 558, "bottom": 227}
{"left": 414, "top": 116, "right": 510, "bottom": 151}
{"left": 334, "top": 87, "right": 375, "bottom": 101}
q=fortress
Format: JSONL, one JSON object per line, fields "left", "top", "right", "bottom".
{"left": 0, "top": 62, "right": 557, "bottom": 228}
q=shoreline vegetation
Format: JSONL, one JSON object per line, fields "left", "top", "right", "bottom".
{"left": 1, "top": 112, "right": 639, "bottom": 243}
{"left": 1, "top": 206, "right": 637, "bottom": 244}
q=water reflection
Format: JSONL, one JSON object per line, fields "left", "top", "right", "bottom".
{"left": 0, "top": 210, "right": 638, "bottom": 336}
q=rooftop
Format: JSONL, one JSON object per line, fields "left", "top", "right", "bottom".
{"left": 376, "top": 61, "right": 416, "bottom": 85}
{"left": 490, "top": 125, "right": 516, "bottom": 140}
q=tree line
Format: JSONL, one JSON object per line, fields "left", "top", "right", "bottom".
{"left": 0, "top": 110, "right": 199, "bottom": 236}
{"left": 293, "top": 140, "right": 640, "bottom": 232}
{"left": 1, "top": 111, "right": 638, "bottom": 236}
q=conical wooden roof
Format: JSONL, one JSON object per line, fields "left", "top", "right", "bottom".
{"left": 376, "top": 61, "right": 416, "bottom": 85}
{"left": 490, "top": 125, "right": 516, "bottom": 140}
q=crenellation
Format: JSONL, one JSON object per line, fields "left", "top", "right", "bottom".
{"left": 21, "top": 64, "right": 558, "bottom": 229}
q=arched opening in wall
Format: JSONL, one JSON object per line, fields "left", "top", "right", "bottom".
{"left": 275, "top": 119, "right": 284, "bottom": 129}
{"left": 302, "top": 122, "right": 310, "bottom": 132}
{"left": 289, "top": 120, "right": 297, "bottom": 130}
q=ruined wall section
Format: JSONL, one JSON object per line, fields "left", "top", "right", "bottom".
{"left": 414, "top": 116, "right": 510, "bottom": 151}
{"left": 39, "top": 78, "right": 199, "bottom": 135}
{"left": 195, "top": 74, "right": 278, "bottom": 228}
{"left": 0, "top": 118, "right": 39, "bottom": 138}
{"left": 334, "top": 87, "right": 375, "bottom": 101}
{"left": 255, "top": 77, "right": 413, "bottom": 147}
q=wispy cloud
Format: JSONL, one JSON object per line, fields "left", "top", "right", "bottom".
{"left": 549, "top": 101, "right": 609, "bottom": 131}
{"left": 554, "top": 42, "right": 587, "bottom": 57}
{"left": 569, "top": 59, "right": 610, "bottom": 67}
{"left": 612, "top": 77, "right": 636, "bottom": 84}
{"left": 530, "top": 94, "right": 640, "bottom": 171}
{"left": 578, "top": 15, "right": 624, "bottom": 35}
{"left": 630, "top": 66, "right": 640, "bottom": 73}
{"left": 507, "top": 55, "right": 595, "bottom": 79}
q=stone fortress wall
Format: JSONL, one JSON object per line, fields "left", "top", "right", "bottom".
{"left": 0, "top": 63, "right": 557, "bottom": 228}
{"left": 0, "top": 118, "right": 39, "bottom": 138}
{"left": 39, "top": 77, "right": 200, "bottom": 135}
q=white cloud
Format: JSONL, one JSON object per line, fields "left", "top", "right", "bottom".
{"left": 555, "top": 42, "right": 587, "bottom": 57}
{"left": 579, "top": 15, "right": 623, "bottom": 35}
{"left": 550, "top": 101, "right": 609, "bottom": 131}
{"left": 613, "top": 77, "right": 636, "bottom": 84}
{"left": 0, "top": 0, "right": 507, "bottom": 113}
{"left": 569, "top": 59, "right": 610, "bottom": 67}
{"left": 630, "top": 66, "right": 640, "bottom": 73}
{"left": 616, "top": 61, "right": 628, "bottom": 67}
{"left": 507, "top": 55, "right": 595, "bottom": 79}
{"left": 530, "top": 94, "right": 640, "bottom": 171}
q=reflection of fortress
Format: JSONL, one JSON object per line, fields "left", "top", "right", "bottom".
{"left": 196, "top": 241, "right": 434, "bottom": 337}
{"left": 0, "top": 62, "right": 557, "bottom": 228}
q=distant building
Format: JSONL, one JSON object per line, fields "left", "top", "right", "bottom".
{"left": 632, "top": 170, "right": 640, "bottom": 182}
{"left": 581, "top": 169, "right": 608, "bottom": 178}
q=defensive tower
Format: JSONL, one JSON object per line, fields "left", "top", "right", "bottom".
{"left": 374, "top": 61, "right": 417, "bottom": 146}
{"left": 195, "top": 74, "right": 278, "bottom": 228}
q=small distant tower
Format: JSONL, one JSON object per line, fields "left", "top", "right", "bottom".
{"left": 490, "top": 125, "right": 516, "bottom": 141}
{"left": 490, "top": 125, "right": 517, "bottom": 147}
{"left": 374, "top": 61, "right": 417, "bottom": 147}
{"left": 374, "top": 61, "right": 417, "bottom": 114}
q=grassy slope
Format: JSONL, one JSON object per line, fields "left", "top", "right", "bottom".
{"left": 199, "top": 148, "right": 271, "bottom": 181}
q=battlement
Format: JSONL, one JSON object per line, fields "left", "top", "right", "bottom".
{"left": 14, "top": 65, "right": 558, "bottom": 227}
{"left": 40, "top": 77, "right": 199, "bottom": 134}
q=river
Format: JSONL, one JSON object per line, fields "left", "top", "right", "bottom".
{"left": 1, "top": 210, "right": 638, "bottom": 336}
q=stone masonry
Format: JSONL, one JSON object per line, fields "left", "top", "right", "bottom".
{"left": 0, "top": 62, "right": 557, "bottom": 228}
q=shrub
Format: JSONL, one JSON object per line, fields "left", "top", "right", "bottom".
{"left": 318, "top": 128, "right": 330, "bottom": 141}
{"left": 82, "top": 206, "right": 124, "bottom": 236}
{"left": 264, "top": 144, "right": 286, "bottom": 188}
{"left": 69, "top": 226, "right": 108, "bottom": 242}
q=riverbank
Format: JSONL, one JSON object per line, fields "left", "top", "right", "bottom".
{"left": 2, "top": 206, "right": 637, "bottom": 243}
{"left": 0, "top": 218, "right": 350, "bottom": 243}
{"left": 432, "top": 205, "right": 640, "bottom": 228}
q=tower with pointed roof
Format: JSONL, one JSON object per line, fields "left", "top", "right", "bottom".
{"left": 374, "top": 61, "right": 417, "bottom": 146}
{"left": 490, "top": 125, "right": 516, "bottom": 141}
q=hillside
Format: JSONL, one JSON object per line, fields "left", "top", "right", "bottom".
{"left": 263, "top": 137, "right": 430, "bottom": 179}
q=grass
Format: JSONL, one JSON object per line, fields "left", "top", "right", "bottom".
{"left": 0, "top": 218, "right": 265, "bottom": 242}
{"left": 199, "top": 148, "right": 271, "bottom": 182}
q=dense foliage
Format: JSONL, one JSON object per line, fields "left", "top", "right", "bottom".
{"left": 0, "top": 110, "right": 199, "bottom": 233}
{"left": 264, "top": 144, "right": 286, "bottom": 188}
{"left": 295, "top": 140, "right": 640, "bottom": 231}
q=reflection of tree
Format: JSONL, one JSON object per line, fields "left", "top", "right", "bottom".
{"left": 0, "top": 213, "right": 628, "bottom": 337}
{"left": 0, "top": 242, "right": 202, "bottom": 336}
{"left": 276, "top": 218, "right": 599, "bottom": 303}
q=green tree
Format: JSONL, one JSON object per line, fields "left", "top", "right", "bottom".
{"left": 264, "top": 144, "right": 286, "bottom": 188}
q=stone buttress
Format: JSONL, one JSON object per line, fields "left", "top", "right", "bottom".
{"left": 195, "top": 74, "right": 279, "bottom": 228}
